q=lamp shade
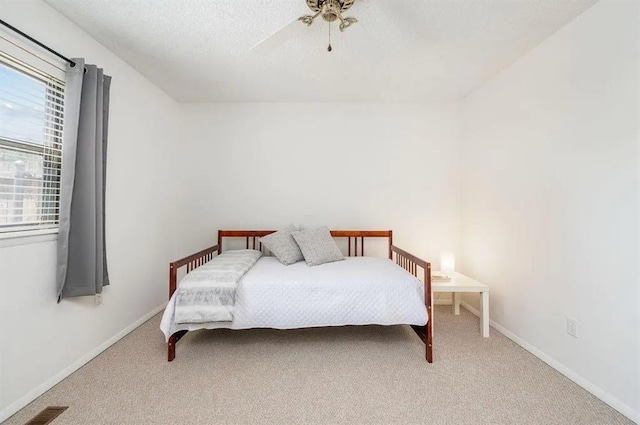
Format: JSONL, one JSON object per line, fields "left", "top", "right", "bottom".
{"left": 440, "top": 252, "right": 455, "bottom": 274}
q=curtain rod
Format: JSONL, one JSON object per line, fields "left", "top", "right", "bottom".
{"left": 0, "top": 18, "right": 76, "bottom": 67}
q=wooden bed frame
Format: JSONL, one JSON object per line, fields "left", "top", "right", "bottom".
{"left": 168, "top": 230, "right": 433, "bottom": 363}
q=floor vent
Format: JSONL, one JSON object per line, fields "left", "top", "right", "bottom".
{"left": 24, "top": 406, "right": 68, "bottom": 425}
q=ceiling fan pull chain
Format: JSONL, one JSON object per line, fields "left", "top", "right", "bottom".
{"left": 328, "top": 22, "right": 332, "bottom": 52}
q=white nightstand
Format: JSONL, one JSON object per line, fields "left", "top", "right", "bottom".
{"left": 432, "top": 271, "right": 490, "bottom": 337}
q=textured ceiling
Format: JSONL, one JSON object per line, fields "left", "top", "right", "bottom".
{"left": 45, "top": 0, "right": 598, "bottom": 102}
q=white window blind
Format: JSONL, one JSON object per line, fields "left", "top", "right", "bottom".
{"left": 0, "top": 50, "right": 65, "bottom": 233}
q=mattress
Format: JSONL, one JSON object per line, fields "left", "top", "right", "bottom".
{"left": 160, "top": 256, "right": 427, "bottom": 341}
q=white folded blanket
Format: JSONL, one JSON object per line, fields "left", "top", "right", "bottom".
{"left": 174, "top": 249, "right": 262, "bottom": 324}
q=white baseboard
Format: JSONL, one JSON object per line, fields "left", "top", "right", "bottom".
{"left": 459, "top": 301, "right": 639, "bottom": 424}
{"left": 0, "top": 303, "right": 166, "bottom": 423}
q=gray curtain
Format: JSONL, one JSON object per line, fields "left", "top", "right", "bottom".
{"left": 57, "top": 59, "right": 111, "bottom": 301}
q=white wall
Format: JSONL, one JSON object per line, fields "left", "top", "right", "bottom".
{"left": 1, "top": 0, "right": 638, "bottom": 422}
{"left": 458, "top": 0, "right": 639, "bottom": 420}
{"left": 178, "top": 103, "right": 460, "bottom": 263}
{"left": 0, "top": 1, "right": 185, "bottom": 420}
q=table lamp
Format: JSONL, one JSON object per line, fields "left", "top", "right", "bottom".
{"left": 440, "top": 252, "right": 455, "bottom": 278}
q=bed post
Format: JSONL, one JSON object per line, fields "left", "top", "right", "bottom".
{"left": 388, "top": 231, "right": 393, "bottom": 260}
{"left": 217, "top": 231, "right": 222, "bottom": 255}
{"left": 168, "top": 335, "right": 177, "bottom": 362}
{"left": 168, "top": 262, "right": 178, "bottom": 362}
{"left": 168, "top": 261, "right": 189, "bottom": 361}
{"left": 425, "top": 263, "right": 433, "bottom": 363}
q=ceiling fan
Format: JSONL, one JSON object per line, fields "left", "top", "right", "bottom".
{"left": 251, "top": 0, "right": 366, "bottom": 53}
{"left": 299, "top": 0, "right": 358, "bottom": 35}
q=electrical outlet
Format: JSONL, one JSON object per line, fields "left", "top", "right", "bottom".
{"left": 95, "top": 293, "right": 103, "bottom": 306}
{"left": 566, "top": 316, "right": 578, "bottom": 338}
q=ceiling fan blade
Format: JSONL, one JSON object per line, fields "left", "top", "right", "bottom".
{"left": 250, "top": 17, "right": 305, "bottom": 53}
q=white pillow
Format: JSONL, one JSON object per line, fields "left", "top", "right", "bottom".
{"left": 292, "top": 226, "right": 344, "bottom": 267}
{"left": 259, "top": 225, "right": 304, "bottom": 265}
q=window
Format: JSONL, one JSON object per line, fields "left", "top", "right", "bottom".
{"left": 0, "top": 51, "right": 65, "bottom": 233}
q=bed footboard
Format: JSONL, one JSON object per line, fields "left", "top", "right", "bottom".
{"left": 390, "top": 245, "right": 433, "bottom": 363}
{"left": 167, "top": 244, "right": 219, "bottom": 362}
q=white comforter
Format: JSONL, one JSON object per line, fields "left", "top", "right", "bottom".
{"left": 160, "top": 256, "right": 427, "bottom": 341}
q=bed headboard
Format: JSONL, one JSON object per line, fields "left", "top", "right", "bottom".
{"left": 217, "top": 230, "right": 393, "bottom": 259}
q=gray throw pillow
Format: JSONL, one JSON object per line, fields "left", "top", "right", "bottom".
{"left": 259, "top": 225, "right": 304, "bottom": 265}
{"left": 292, "top": 226, "right": 344, "bottom": 267}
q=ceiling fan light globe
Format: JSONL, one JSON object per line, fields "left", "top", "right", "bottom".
{"left": 299, "top": 15, "right": 315, "bottom": 26}
{"left": 339, "top": 16, "right": 357, "bottom": 31}
{"left": 322, "top": 12, "right": 338, "bottom": 22}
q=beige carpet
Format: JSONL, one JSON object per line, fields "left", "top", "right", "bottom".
{"left": 3, "top": 307, "right": 632, "bottom": 425}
